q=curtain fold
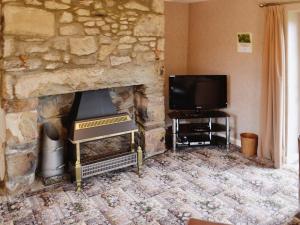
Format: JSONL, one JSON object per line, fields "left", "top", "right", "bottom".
{"left": 259, "top": 6, "right": 286, "bottom": 168}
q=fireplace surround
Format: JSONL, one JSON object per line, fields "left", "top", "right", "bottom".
{"left": 0, "top": 0, "right": 165, "bottom": 194}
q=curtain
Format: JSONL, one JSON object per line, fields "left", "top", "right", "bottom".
{"left": 259, "top": 6, "right": 286, "bottom": 168}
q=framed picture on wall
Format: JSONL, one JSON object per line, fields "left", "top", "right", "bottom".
{"left": 237, "top": 33, "right": 253, "bottom": 53}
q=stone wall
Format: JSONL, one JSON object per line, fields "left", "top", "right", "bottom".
{"left": 0, "top": 0, "right": 6, "bottom": 191}
{"left": 0, "top": 0, "right": 165, "bottom": 194}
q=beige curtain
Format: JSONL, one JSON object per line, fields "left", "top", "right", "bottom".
{"left": 259, "top": 6, "right": 286, "bottom": 168}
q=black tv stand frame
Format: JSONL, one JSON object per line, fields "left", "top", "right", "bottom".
{"left": 168, "top": 110, "right": 230, "bottom": 151}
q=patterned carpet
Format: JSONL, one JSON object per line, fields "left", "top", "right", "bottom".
{"left": 0, "top": 146, "right": 299, "bottom": 225}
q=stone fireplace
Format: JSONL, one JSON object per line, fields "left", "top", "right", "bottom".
{"left": 0, "top": 0, "right": 165, "bottom": 194}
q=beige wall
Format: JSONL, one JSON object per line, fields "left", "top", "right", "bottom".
{"left": 165, "top": 2, "right": 189, "bottom": 115}
{"left": 188, "top": 0, "right": 265, "bottom": 142}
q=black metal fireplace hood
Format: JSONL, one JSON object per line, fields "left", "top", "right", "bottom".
{"left": 68, "top": 89, "right": 137, "bottom": 142}
{"left": 69, "top": 89, "right": 117, "bottom": 121}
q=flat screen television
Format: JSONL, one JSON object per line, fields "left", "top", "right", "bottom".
{"left": 169, "top": 75, "right": 227, "bottom": 110}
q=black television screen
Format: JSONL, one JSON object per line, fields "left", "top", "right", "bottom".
{"left": 169, "top": 75, "right": 227, "bottom": 110}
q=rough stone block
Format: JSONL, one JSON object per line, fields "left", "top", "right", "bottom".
{"left": 152, "top": 0, "right": 164, "bottom": 14}
{"left": 70, "top": 36, "right": 97, "bottom": 56}
{"left": 5, "top": 173, "right": 35, "bottom": 194}
{"left": 5, "top": 111, "right": 38, "bottom": 146}
{"left": 25, "top": 0, "right": 42, "bottom": 5}
{"left": 134, "top": 44, "right": 150, "bottom": 52}
{"left": 0, "top": 109, "right": 5, "bottom": 182}
{"left": 2, "top": 75, "right": 14, "bottom": 100}
{"left": 119, "top": 36, "right": 137, "bottom": 44}
{"left": 4, "top": 58, "right": 42, "bottom": 72}
{"left": 85, "top": 28, "right": 100, "bottom": 35}
{"left": 45, "top": 62, "right": 64, "bottom": 70}
{"left": 135, "top": 52, "right": 156, "bottom": 64}
{"left": 43, "top": 52, "right": 61, "bottom": 61}
{"left": 0, "top": 143, "right": 5, "bottom": 182}
{"left": 4, "top": 37, "right": 15, "bottom": 57}
{"left": 60, "top": 24, "right": 84, "bottom": 36}
{"left": 2, "top": 98, "right": 38, "bottom": 113}
{"left": 5, "top": 141, "right": 37, "bottom": 155}
{"left": 157, "top": 38, "right": 165, "bottom": 51}
{"left": 142, "top": 127, "right": 165, "bottom": 157}
{"left": 134, "top": 15, "right": 164, "bottom": 37}
{"left": 72, "top": 54, "right": 97, "bottom": 65}
{"left": 98, "top": 43, "right": 117, "bottom": 61}
{"left": 6, "top": 151, "right": 37, "bottom": 179}
{"left": 110, "top": 56, "right": 132, "bottom": 66}
{"left": 4, "top": 6, "right": 55, "bottom": 37}
{"left": 45, "top": 1, "right": 70, "bottom": 9}
{"left": 59, "top": 11, "right": 73, "bottom": 23}
{"left": 52, "top": 37, "right": 68, "bottom": 51}
{"left": 118, "top": 44, "right": 132, "bottom": 50}
{"left": 76, "top": 8, "right": 90, "bottom": 16}
{"left": 18, "top": 42, "right": 49, "bottom": 54}
{"left": 145, "top": 101, "right": 165, "bottom": 124}
{"left": 124, "top": 1, "right": 149, "bottom": 11}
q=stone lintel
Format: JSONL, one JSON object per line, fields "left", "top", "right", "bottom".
{"left": 3, "top": 64, "right": 159, "bottom": 99}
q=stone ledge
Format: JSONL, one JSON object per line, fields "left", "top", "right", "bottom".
{"left": 3, "top": 63, "right": 160, "bottom": 99}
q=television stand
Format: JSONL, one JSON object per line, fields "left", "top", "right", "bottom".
{"left": 168, "top": 110, "right": 230, "bottom": 151}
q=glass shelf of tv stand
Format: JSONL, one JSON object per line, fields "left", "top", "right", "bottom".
{"left": 177, "top": 123, "right": 227, "bottom": 135}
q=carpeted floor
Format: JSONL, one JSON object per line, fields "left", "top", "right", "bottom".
{"left": 0, "top": 146, "right": 299, "bottom": 225}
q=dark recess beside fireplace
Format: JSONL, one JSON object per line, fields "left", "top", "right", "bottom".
{"left": 66, "top": 89, "right": 142, "bottom": 191}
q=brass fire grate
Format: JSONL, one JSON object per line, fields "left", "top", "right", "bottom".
{"left": 75, "top": 115, "right": 131, "bottom": 130}
{"left": 70, "top": 112, "right": 142, "bottom": 191}
{"left": 81, "top": 152, "right": 137, "bottom": 178}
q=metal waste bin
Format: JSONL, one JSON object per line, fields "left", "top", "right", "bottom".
{"left": 41, "top": 123, "right": 65, "bottom": 178}
{"left": 240, "top": 133, "right": 258, "bottom": 157}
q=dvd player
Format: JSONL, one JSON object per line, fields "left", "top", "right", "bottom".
{"left": 177, "top": 140, "right": 211, "bottom": 147}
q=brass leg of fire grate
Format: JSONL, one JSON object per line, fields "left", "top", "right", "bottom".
{"left": 75, "top": 143, "right": 82, "bottom": 191}
{"left": 137, "top": 146, "right": 143, "bottom": 176}
{"left": 131, "top": 131, "right": 135, "bottom": 153}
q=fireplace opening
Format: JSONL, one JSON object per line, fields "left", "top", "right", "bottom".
{"left": 38, "top": 86, "right": 137, "bottom": 159}
{"left": 38, "top": 86, "right": 144, "bottom": 189}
